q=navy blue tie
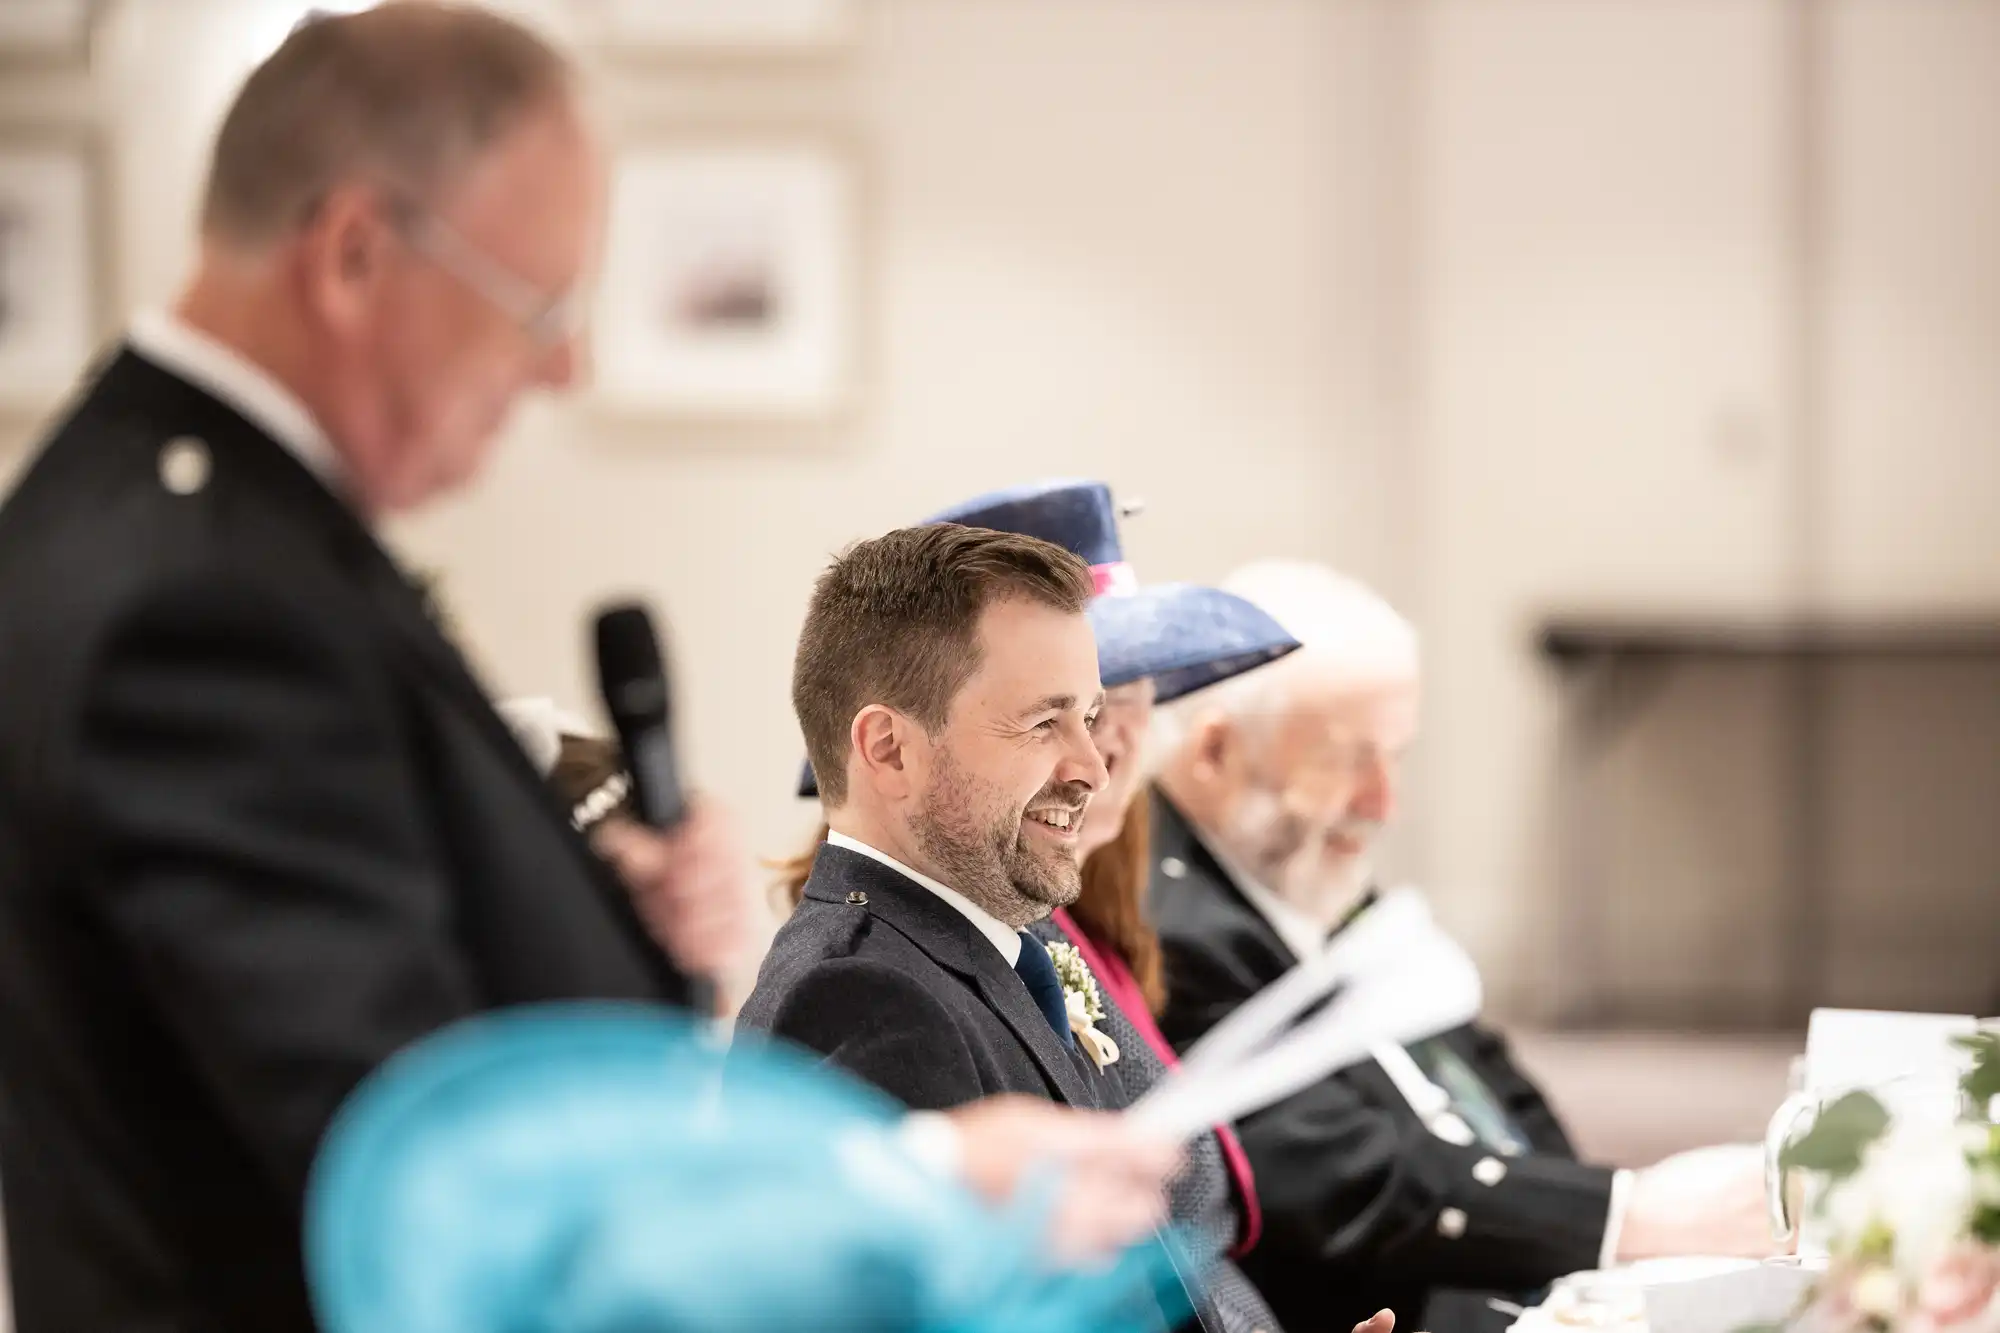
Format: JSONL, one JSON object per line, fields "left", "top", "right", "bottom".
{"left": 1013, "top": 933, "right": 1074, "bottom": 1048}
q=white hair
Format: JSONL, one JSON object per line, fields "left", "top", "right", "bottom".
{"left": 1223, "top": 561, "right": 1418, "bottom": 676}
{"left": 1149, "top": 562, "right": 1419, "bottom": 767}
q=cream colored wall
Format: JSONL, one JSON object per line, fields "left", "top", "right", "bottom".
{"left": 1415, "top": 0, "right": 2000, "bottom": 1017}
{"left": 1414, "top": 0, "right": 1804, "bottom": 1014}
{"left": 1819, "top": 0, "right": 2000, "bottom": 611}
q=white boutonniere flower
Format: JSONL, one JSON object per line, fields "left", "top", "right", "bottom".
{"left": 1045, "top": 940, "right": 1120, "bottom": 1071}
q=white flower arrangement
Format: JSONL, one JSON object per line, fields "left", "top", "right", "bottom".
{"left": 1044, "top": 940, "right": 1119, "bottom": 1071}
{"left": 1759, "top": 1034, "right": 2000, "bottom": 1333}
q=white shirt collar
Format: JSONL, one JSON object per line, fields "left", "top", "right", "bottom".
{"left": 825, "top": 830, "right": 1023, "bottom": 967}
{"left": 126, "top": 310, "right": 346, "bottom": 492}
{"left": 1195, "top": 830, "right": 1343, "bottom": 964}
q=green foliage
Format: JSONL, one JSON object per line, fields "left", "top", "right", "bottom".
{"left": 1854, "top": 1220, "right": 1895, "bottom": 1264}
{"left": 1780, "top": 1090, "right": 1892, "bottom": 1181}
{"left": 1971, "top": 1206, "right": 2000, "bottom": 1247}
{"left": 1956, "top": 1030, "right": 2000, "bottom": 1110}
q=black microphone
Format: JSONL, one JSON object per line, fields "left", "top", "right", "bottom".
{"left": 594, "top": 603, "right": 687, "bottom": 829}
{"left": 593, "top": 602, "right": 712, "bottom": 1016}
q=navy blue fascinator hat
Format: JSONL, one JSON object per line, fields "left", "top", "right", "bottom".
{"left": 797, "top": 479, "right": 1297, "bottom": 799}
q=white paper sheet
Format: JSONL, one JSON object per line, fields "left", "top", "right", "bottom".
{"left": 1129, "top": 895, "right": 1481, "bottom": 1139}
{"left": 1804, "top": 1008, "right": 1976, "bottom": 1095}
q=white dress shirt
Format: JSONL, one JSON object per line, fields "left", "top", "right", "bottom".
{"left": 1203, "top": 838, "right": 1351, "bottom": 965}
{"left": 125, "top": 310, "right": 348, "bottom": 496}
{"left": 825, "top": 830, "right": 1023, "bottom": 967}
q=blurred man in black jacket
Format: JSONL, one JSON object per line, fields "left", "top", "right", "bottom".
{"left": 0, "top": 12, "right": 755, "bottom": 1329}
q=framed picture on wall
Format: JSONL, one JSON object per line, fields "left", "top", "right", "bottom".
{"left": 591, "top": 132, "right": 859, "bottom": 423}
{"left": 578, "top": 0, "right": 854, "bottom": 56}
{"left": 0, "top": 0, "right": 97, "bottom": 67}
{"left": 0, "top": 128, "right": 103, "bottom": 414}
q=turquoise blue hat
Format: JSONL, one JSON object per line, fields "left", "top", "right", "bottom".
{"left": 307, "top": 1003, "right": 1189, "bottom": 1333}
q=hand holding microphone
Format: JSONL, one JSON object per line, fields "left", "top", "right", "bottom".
{"left": 592, "top": 603, "right": 751, "bottom": 1016}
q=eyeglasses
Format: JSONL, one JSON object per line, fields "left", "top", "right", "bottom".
{"left": 390, "top": 204, "right": 588, "bottom": 351}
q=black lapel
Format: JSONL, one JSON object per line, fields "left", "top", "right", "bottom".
{"left": 103, "top": 351, "right": 684, "bottom": 998}
{"left": 970, "top": 962, "right": 1101, "bottom": 1108}
{"left": 1149, "top": 787, "right": 1298, "bottom": 978}
{"left": 110, "top": 351, "right": 565, "bottom": 814}
{"left": 805, "top": 846, "right": 1101, "bottom": 1107}
{"left": 345, "top": 525, "right": 691, "bottom": 1004}
{"left": 351, "top": 546, "right": 543, "bottom": 775}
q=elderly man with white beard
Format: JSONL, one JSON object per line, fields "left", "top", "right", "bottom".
{"left": 1145, "top": 561, "right": 1778, "bottom": 1333}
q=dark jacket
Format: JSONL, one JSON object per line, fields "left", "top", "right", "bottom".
{"left": 0, "top": 348, "right": 688, "bottom": 1333}
{"left": 1148, "top": 791, "right": 1613, "bottom": 1333}
{"left": 737, "top": 842, "right": 1111, "bottom": 1110}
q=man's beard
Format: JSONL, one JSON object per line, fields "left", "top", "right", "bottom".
{"left": 1224, "top": 787, "right": 1379, "bottom": 926}
{"left": 910, "top": 747, "right": 1086, "bottom": 928}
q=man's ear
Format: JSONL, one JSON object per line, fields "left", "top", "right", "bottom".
{"left": 299, "top": 183, "right": 393, "bottom": 338}
{"left": 850, "top": 704, "right": 921, "bottom": 802}
{"left": 1191, "top": 711, "right": 1236, "bottom": 785}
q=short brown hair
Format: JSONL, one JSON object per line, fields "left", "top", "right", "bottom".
{"left": 202, "top": 2, "right": 578, "bottom": 246}
{"left": 794, "top": 523, "right": 1094, "bottom": 806}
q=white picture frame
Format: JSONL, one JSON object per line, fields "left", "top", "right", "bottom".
{"left": 0, "top": 129, "right": 103, "bottom": 415}
{"left": 580, "top": 0, "right": 854, "bottom": 56}
{"left": 0, "top": 0, "right": 95, "bottom": 66}
{"left": 591, "top": 132, "right": 859, "bottom": 423}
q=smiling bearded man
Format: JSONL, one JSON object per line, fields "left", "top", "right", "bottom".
{"left": 737, "top": 523, "right": 1120, "bottom": 1114}
{"left": 912, "top": 736, "right": 1094, "bottom": 925}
